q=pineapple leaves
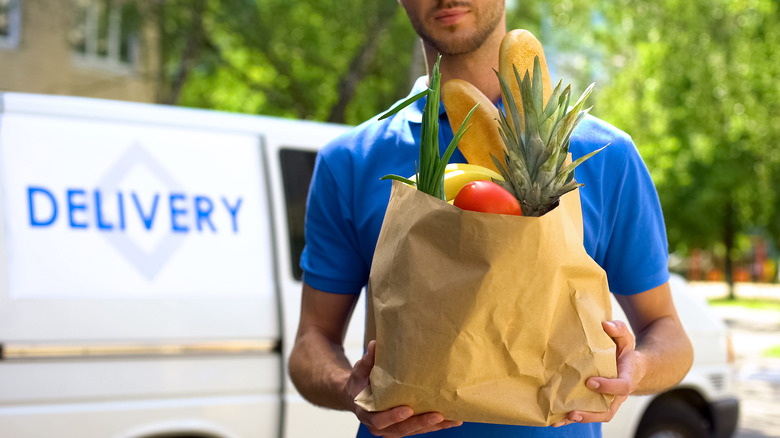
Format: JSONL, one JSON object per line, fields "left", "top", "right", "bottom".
{"left": 494, "top": 55, "right": 607, "bottom": 216}
{"left": 547, "top": 145, "right": 609, "bottom": 194}
{"left": 496, "top": 68, "right": 524, "bottom": 148}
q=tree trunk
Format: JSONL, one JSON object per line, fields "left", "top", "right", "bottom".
{"left": 327, "top": 5, "right": 398, "bottom": 123}
{"left": 724, "top": 199, "right": 736, "bottom": 300}
{"left": 158, "top": 0, "right": 207, "bottom": 105}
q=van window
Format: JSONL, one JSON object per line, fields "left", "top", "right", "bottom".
{"left": 279, "top": 148, "right": 318, "bottom": 281}
{"left": 0, "top": 0, "right": 21, "bottom": 49}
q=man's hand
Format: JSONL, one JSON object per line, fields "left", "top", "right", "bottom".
{"left": 290, "top": 285, "right": 461, "bottom": 436}
{"left": 552, "top": 320, "right": 643, "bottom": 427}
{"left": 553, "top": 281, "right": 693, "bottom": 428}
{"left": 348, "top": 340, "right": 463, "bottom": 437}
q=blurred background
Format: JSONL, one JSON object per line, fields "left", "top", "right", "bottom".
{"left": 2, "top": 0, "right": 779, "bottom": 437}
{"left": 3, "top": 0, "right": 779, "bottom": 294}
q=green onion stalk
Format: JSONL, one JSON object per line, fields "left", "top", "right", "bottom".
{"left": 380, "top": 55, "right": 478, "bottom": 201}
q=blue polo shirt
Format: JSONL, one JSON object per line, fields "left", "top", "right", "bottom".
{"left": 301, "top": 77, "right": 669, "bottom": 437}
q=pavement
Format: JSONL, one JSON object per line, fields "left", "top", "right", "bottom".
{"left": 736, "top": 361, "right": 780, "bottom": 438}
{"left": 692, "top": 282, "right": 780, "bottom": 438}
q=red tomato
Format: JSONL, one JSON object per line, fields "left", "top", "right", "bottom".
{"left": 453, "top": 180, "right": 523, "bottom": 216}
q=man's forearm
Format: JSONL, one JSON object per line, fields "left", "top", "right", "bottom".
{"left": 633, "top": 314, "right": 693, "bottom": 395}
{"left": 289, "top": 329, "right": 354, "bottom": 411}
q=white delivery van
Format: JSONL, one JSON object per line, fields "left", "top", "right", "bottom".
{"left": 602, "top": 275, "right": 739, "bottom": 438}
{"left": 0, "top": 92, "right": 737, "bottom": 438}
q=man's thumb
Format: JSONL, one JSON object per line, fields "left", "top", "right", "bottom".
{"left": 364, "top": 340, "right": 376, "bottom": 369}
{"left": 355, "top": 340, "right": 377, "bottom": 375}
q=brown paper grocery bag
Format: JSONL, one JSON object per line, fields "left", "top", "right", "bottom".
{"left": 354, "top": 180, "right": 617, "bottom": 426}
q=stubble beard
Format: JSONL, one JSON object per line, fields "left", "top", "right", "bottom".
{"left": 408, "top": 2, "right": 504, "bottom": 56}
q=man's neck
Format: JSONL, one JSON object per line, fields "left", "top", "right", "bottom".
{"left": 422, "top": 29, "right": 505, "bottom": 104}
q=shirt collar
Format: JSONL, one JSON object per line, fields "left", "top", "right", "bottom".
{"left": 406, "top": 76, "right": 447, "bottom": 125}
{"left": 405, "top": 76, "right": 504, "bottom": 124}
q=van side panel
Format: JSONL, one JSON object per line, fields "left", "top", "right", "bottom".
{"left": 0, "top": 93, "right": 283, "bottom": 438}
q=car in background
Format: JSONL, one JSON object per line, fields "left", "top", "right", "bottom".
{"left": 603, "top": 274, "right": 740, "bottom": 438}
{"left": 0, "top": 92, "right": 737, "bottom": 438}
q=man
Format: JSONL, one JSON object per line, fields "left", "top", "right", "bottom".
{"left": 288, "top": 1, "right": 693, "bottom": 437}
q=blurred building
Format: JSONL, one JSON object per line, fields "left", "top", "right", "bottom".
{"left": 0, "top": 0, "right": 159, "bottom": 102}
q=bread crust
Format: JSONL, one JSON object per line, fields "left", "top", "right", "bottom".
{"left": 442, "top": 79, "right": 505, "bottom": 173}
{"left": 499, "top": 29, "right": 552, "bottom": 131}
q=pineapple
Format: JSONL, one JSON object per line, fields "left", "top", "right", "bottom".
{"left": 441, "top": 30, "right": 605, "bottom": 217}
{"left": 493, "top": 55, "right": 605, "bottom": 217}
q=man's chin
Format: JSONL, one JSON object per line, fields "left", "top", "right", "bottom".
{"left": 425, "top": 35, "right": 484, "bottom": 56}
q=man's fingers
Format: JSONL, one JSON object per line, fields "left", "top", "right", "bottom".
{"left": 346, "top": 340, "right": 377, "bottom": 403}
{"left": 562, "top": 319, "right": 636, "bottom": 427}
{"left": 441, "top": 420, "right": 464, "bottom": 429}
{"left": 567, "top": 394, "right": 628, "bottom": 424}
{"left": 390, "top": 412, "right": 444, "bottom": 436}
{"left": 603, "top": 320, "right": 633, "bottom": 345}
{"left": 586, "top": 376, "right": 632, "bottom": 396}
{"left": 349, "top": 343, "right": 463, "bottom": 436}
{"left": 551, "top": 419, "right": 574, "bottom": 428}
{"left": 594, "top": 320, "right": 638, "bottom": 396}
{"left": 356, "top": 406, "right": 413, "bottom": 431}
{"left": 359, "top": 409, "right": 460, "bottom": 438}
{"left": 602, "top": 320, "right": 630, "bottom": 344}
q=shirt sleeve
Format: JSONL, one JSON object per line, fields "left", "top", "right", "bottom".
{"left": 300, "top": 149, "right": 368, "bottom": 295}
{"left": 602, "top": 137, "right": 670, "bottom": 295}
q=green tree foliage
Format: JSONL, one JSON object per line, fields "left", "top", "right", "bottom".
{"left": 594, "top": 0, "right": 780, "bottom": 290}
{"left": 153, "top": 0, "right": 418, "bottom": 124}
{"left": 152, "top": 1, "right": 780, "bottom": 290}
{"left": 153, "top": 0, "right": 601, "bottom": 124}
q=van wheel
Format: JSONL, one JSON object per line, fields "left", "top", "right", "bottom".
{"left": 635, "top": 398, "right": 709, "bottom": 438}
